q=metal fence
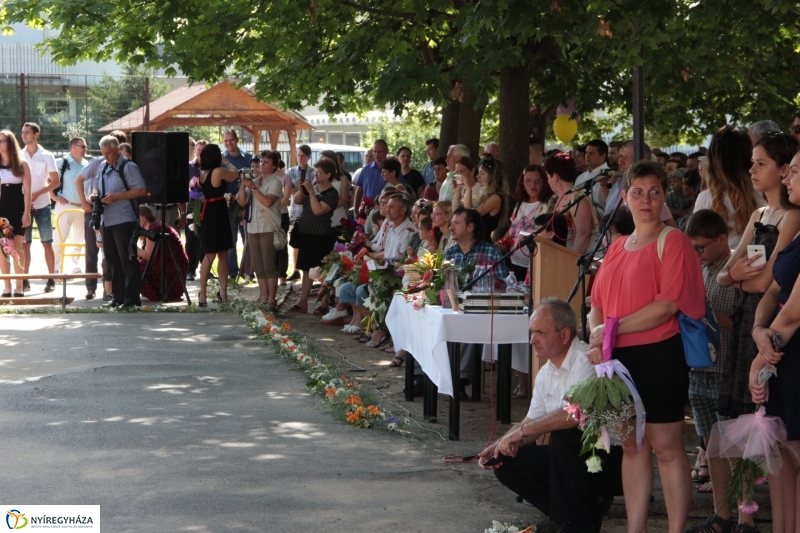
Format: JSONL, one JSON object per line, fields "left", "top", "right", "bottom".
{"left": 0, "top": 73, "right": 186, "bottom": 155}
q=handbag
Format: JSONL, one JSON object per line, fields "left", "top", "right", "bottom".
{"left": 264, "top": 212, "right": 287, "bottom": 251}
{"left": 657, "top": 227, "right": 720, "bottom": 368}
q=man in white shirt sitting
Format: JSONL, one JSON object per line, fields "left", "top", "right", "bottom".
{"left": 479, "top": 298, "right": 622, "bottom": 533}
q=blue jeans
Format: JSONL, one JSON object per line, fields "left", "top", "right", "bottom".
{"left": 24, "top": 206, "right": 53, "bottom": 243}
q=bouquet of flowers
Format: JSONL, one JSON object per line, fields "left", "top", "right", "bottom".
{"left": 362, "top": 259, "right": 404, "bottom": 331}
{"left": 563, "top": 317, "right": 645, "bottom": 472}
{"left": 708, "top": 362, "right": 788, "bottom": 515}
{"left": 0, "top": 218, "right": 20, "bottom": 263}
{"left": 400, "top": 251, "right": 475, "bottom": 309}
{"left": 337, "top": 218, "right": 360, "bottom": 245}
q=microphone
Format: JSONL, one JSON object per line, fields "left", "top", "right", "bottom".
{"left": 564, "top": 181, "right": 593, "bottom": 195}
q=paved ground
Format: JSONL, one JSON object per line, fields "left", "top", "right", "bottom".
{"left": 0, "top": 312, "right": 526, "bottom": 532}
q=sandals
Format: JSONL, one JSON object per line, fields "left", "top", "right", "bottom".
{"left": 1, "top": 292, "right": 10, "bottom": 297}
{"left": 355, "top": 333, "right": 372, "bottom": 343}
{"left": 288, "top": 304, "right": 308, "bottom": 313}
{"left": 389, "top": 354, "right": 405, "bottom": 367}
{"left": 313, "top": 306, "right": 329, "bottom": 316}
{"left": 342, "top": 324, "right": 360, "bottom": 334}
{"left": 365, "top": 335, "right": 390, "bottom": 348}
{"left": 382, "top": 343, "right": 395, "bottom": 353}
{"left": 685, "top": 515, "right": 735, "bottom": 533}
{"left": 693, "top": 465, "right": 710, "bottom": 484}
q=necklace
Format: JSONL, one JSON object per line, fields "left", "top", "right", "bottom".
{"left": 631, "top": 223, "right": 664, "bottom": 244}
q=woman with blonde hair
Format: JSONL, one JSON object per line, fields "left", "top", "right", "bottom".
{"left": 694, "top": 126, "right": 761, "bottom": 248}
{"left": 431, "top": 199, "right": 454, "bottom": 251}
{"left": 0, "top": 130, "right": 31, "bottom": 297}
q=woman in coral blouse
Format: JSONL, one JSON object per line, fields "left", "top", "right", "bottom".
{"left": 589, "top": 160, "right": 706, "bottom": 533}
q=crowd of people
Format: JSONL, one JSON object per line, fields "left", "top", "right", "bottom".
{"left": 302, "top": 119, "right": 800, "bottom": 533}
{"left": 3, "top": 112, "right": 800, "bottom": 532}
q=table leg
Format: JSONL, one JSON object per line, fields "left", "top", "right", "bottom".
{"left": 423, "top": 374, "right": 437, "bottom": 423}
{"left": 404, "top": 352, "right": 415, "bottom": 402}
{"left": 448, "top": 341, "right": 461, "bottom": 441}
{"left": 496, "top": 344, "right": 512, "bottom": 424}
{"left": 471, "top": 344, "right": 483, "bottom": 402}
{"left": 61, "top": 279, "right": 68, "bottom": 309}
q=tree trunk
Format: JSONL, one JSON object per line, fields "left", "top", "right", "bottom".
{"left": 528, "top": 104, "right": 549, "bottom": 145}
{"left": 499, "top": 65, "right": 531, "bottom": 192}
{"left": 457, "top": 80, "right": 484, "bottom": 159}
{"left": 438, "top": 98, "right": 460, "bottom": 157}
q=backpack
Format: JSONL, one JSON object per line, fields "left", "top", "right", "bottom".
{"left": 656, "top": 226, "right": 720, "bottom": 369}
{"left": 50, "top": 157, "right": 70, "bottom": 209}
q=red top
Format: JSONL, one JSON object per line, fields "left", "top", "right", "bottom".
{"left": 591, "top": 229, "right": 706, "bottom": 348}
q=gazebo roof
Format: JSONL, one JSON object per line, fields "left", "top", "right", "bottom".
{"left": 98, "top": 80, "right": 312, "bottom": 133}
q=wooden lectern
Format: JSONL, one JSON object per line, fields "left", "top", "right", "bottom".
{"left": 528, "top": 236, "right": 591, "bottom": 379}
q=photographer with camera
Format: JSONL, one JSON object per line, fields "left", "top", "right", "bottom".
{"left": 79, "top": 135, "right": 146, "bottom": 308}
{"left": 136, "top": 206, "right": 188, "bottom": 302}
{"left": 236, "top": 150, "right": 284, "bottom": 310}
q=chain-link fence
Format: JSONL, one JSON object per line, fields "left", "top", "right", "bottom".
{"left": 0, "top": 73, "right": 186, "bottom": 156}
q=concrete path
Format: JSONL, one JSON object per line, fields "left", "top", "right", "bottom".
{"left": 0, "top": 313, "right": 514, "bottom": 532}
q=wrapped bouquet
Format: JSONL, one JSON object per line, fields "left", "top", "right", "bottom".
{"left": 563, "top": 317, "right": 645, "bottom": 472}
{"left": 0, "top": 218, "right": 20, "bottom": 263}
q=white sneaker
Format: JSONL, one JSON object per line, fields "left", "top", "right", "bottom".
{"left": 322, "top": 307, "right": 348, "bottom": 321}
{"left": 342, "top": 324, "right": 360, "bottom": 333}
{"left": 72, "top": 267, "right": 83, "bottom": 274}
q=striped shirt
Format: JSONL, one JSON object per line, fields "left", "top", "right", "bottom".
{"left": 697, "top": 252, "right": 739, "bottom": 374}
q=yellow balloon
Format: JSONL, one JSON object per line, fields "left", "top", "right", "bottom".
{"left": 553, "top": 114, "right": 578, "bottom": 144}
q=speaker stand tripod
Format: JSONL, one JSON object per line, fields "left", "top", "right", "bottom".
{"left": 141, "top": 204, "right": 192, "bottom": 305}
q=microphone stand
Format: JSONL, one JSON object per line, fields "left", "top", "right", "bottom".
{"left": 461, "top": 192, "right": 590, "bottom": 292}
{"left": 566, "top": 181, "right": 625, "bottom": 340}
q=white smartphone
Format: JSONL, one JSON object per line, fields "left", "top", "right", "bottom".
{"left": 747, "top": 245, "right": 767, "bottom": 267}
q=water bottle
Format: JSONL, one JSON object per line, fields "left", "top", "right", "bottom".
{"left": 505, "top": 272, "right": 518, "bottom": 293}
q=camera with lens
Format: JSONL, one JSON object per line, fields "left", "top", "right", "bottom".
{"left": 239, "top": 168, "right": 254, "bottom": 180}
{"left": 128, "top": 225, "right": 159, "bottom": 260}
{"left": 90, "top": 190, "right": 104, "bottom": 230}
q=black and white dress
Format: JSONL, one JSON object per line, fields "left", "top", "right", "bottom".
{"left": 0, "top": 167, "right": 25, "bottom": 236}
{"left": 293, "top": 186, "right": 339, "bottom": 271}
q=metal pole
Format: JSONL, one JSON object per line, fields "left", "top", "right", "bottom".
{"left": 20, "top": 73, "right": 26, "bottom": 127}
{"left": 632, "top": 46, "right": 645, "bottom": 161}
{"left": 144, "top": 77, "right": 151, "bottom": 131}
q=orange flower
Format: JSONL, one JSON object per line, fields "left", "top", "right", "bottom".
{"left": 298, "top": 354, "right": 307, "bottom": 361}
{"left": 344, "top": 394, "right": 362, "bottom": 406}
{"left": 265, "top": 314, "right": 276, "bottom": 323}
{"left": 281, "top": 322, "right": 291, "bottom": 331}
{"left": 325, "top": 387, "right": 337, "bottom": 398}
{"left": 261, "top": 325, "right": 270, "bottom": 333}
{"left": 367, "top": 405, "right": 381, "bottom": 416}
{"left": 346, "top": 411, "right": 361, "bottom": 423}
{"left": 281, "top": 336, "right": 290, "bottom": 344}
{"left": 288, "top": 345, "right": 297, "bottom": 352}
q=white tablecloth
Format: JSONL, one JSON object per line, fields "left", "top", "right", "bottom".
{"left": 386, "top": 294, "right": 530, "bottom": 397}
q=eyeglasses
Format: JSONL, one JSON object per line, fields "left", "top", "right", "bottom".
{"left": 767, "top": 130, "right": 791, "bottom": 152}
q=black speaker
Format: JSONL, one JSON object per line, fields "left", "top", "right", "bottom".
{"left": 132, "top": 131, "right": 189, "bottom": 204}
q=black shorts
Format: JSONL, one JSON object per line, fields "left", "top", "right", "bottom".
{"left": 613, "top": 334, "right": 688, "bottom": 424}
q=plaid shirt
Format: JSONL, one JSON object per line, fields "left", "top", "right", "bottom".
{"left": 444, "top": 240, "right": 508, "bottom": 281}
{"left": 287, "top": 165, "right": 315, "bottom": 220}
{"left": 697, "top": 252, "right": 739, "bottom": 374}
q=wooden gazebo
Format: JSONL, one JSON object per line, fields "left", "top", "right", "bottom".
{"left": 99, "top": 80, "right": 312, "bottom": 165}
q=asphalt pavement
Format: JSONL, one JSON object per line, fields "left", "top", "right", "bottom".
{"left": 0, "top": 312, "right": 517, "bottom": 532}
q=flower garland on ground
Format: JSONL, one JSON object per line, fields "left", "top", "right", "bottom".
{"left": 236, "top": 301, "right": 408, "bottom": 432}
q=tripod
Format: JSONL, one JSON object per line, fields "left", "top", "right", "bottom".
{"left": 140, "top": 205, "right": 192, "bottom": 304}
